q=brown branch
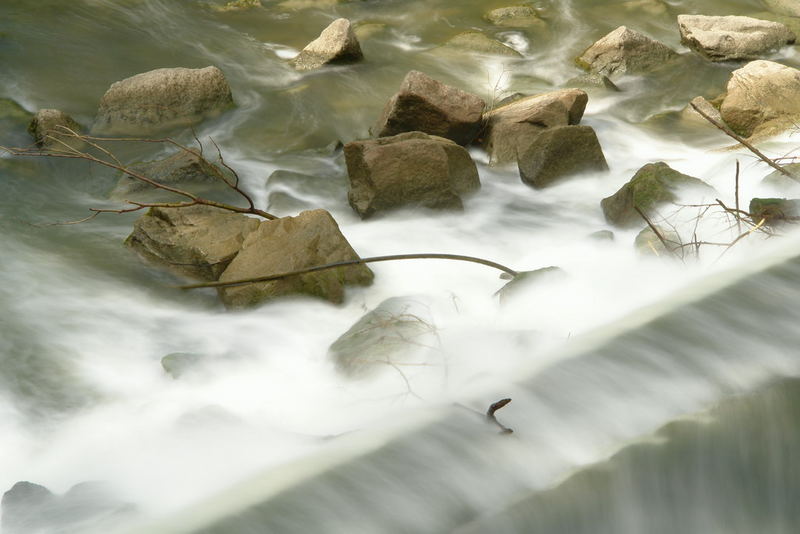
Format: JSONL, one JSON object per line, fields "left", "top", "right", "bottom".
{"left": 634, "top": 206, "right": 681, "bottom": 260}
{"left": 486, "top": 398, "right": 513, "bottom": 434}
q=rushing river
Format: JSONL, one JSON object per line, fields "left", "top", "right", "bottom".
{"left": 1, "top": 0, "right": 800, "bottom": 532}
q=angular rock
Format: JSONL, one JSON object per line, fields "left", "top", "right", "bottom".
{"left": 28, "top": 109, "right": 84, "bottom": 151}
{"left": 111, "top": 150, "right": 227, "bottom": 199}
{"left": 681, "top": 95, "right": 724, "bottom": 125}
{"left": 635, "top": 226, "right": 681, "bottom": 257}
{"left": 125, "top": 205, "right": 260, "bottom": 281}
{"left": 291, "top": 18, "right": 363, "bottom": 71}
{"left": 601, "top": 162, "right": 712, "bottom": 227}
{"left": 677, "top": 15, "right": 795, "bottom": 62}
{"left": 481, "top": 89, "right": 588, "bottom": 164}
{"left": 373, "top": 70, "right": 486, "bottom": 145}
{"left": 344, "top": 131, "right": 480, "bottom": 218}
{"left": 485, "top": 6, "right": 546, "bottom": 27}
{"left": 719, "top": 60, "right": 800, "bottom": 138}
{"left": 217, "top": 209, "right": 374, "bottom": 308}
{"left": 749, "top": 197, "right": 800, "bottom": 224}
{"left": 92, "top": 66, "right": 234, "bottom": 135}
{"left": 763, "top": 0, "right": 800, "bottom": 17}
{"left": 440, "top": 31, "right": 522, "bottom": 57}
{"left": 517, "top": 125, "right": 608, "bottom": 188}
{"left": 576, "top": 26, "right": 678, "bottom": 78}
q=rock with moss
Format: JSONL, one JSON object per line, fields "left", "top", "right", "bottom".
{"left": 439, "top": 31, "right": 522, "bottom": 57}
{"left": 749, "top": 197, "right": 800, "bottom": 224}
{"left": 126, "top": 205, "right": 260, "bottom": 281}
{"left": 373, "top": 70, "right": 486, "bottom": 145}
{"left": 111, "top": 150, "right": 228, "bottom": 199}
{"left": 481, "top": 88, "right": 588, "bottom": 164}
{"left": 92, "top": 66, "right": 234, "bottom": 136}
{"left": 485, "top": 6, "right": 546, "bottom": 27}
{"left": 763, "top": 0, "right": 800, "bottom": 17}
{"left": 576, "top": 26, "right": 678, "bottom": 78}
{"left": 345, "top": 131, "right": 480, "bottom": 218}
{"left": 28, "top": 109, "right": 84, "bottom": 151}
{"left": 635, "top": 226, "right": 681, "bottom": 257}
{"left": 290, "top": 18, "right": 363, "bottom": 71}
{"left": 517, "top": 125, "right": 608, "bottom": 188}
{"left": 678, "top": 15, "right": 795, "bottom": 62}
{"left": 601, "top": 162, "right": 713, "bottom": 228}
{"left": 496, "top": 267, "right": 565, "bottom": 303}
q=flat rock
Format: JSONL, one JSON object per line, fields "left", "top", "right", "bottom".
{"left": 111, "top": 150, "right": 227, "bottom": 199}
{"left": 291, "top": 18, "right": 363, "bottom": 71}
{"left": 677, "top": 14, "right": 795, "bottom": 62}
{"left": 217, "top": 209, "right": 374, "bottom": 308}
{"left": 484, "top": 6, "right": 546, "bottom": 27}
{"left": 92, "top": 66, "right": 234, "bottom": 135}
{"left": 28, "top": 109, "right": 84, "bottom": 151}
{"left": 517, "top": 125, "right": 608, "bottom": 188}
{"left": 440, "top": 31, "right": 522, "bottom": 57}
{"left": 576, "top": 26, "right": 678, "bottom": 78}
{"left": 373, "top": 70, "right": 486, "bottom": 145}
{"left": 345, "top": 131, "right": 480, "bottom": 218}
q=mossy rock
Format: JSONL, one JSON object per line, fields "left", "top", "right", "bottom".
{"left": 749, "top": 197, "right": 800, "bottom": 225}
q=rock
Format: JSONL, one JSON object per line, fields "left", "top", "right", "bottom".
{"left": 1, "top": 481, "right": 56, "bottom": 534}
{"left": 496, "top": 267, "right": 565, "bottom": 303}
{"left": 677, "top": 15, "right": 795, "bottom": 62}
{"left": 485, "top": 6, "right": 546, "bottom": 27}
{"left": 635, "top": 226, "right": 681, "bottom": 257}
{"left": 747, "top": 11, "right": 800, "bottom": 37}
{"left": 161, "top": 352, "right": 204, "bottom": 378}
{"left": 344, "top": 131, "right": 480, "bottom": 218}
{"left": 440, "top": 31, "right": 522, "bottom": 57}
{"left": 28, "top": 109, "right": 84, "bottom": 151}
{"left": 373, "top": 70, "right": 486, "bottom": 145}
{"left": 291, "top": 18, "right": 363, "bottom": 71}
{"left": 328, "top": 296, "right": 435, "bottom": 376}
{"left": 278, "top": 0, "right": 343, "bottom": 8}
{"left": 763, "top": 0, "right": 800, "bottom": 17}
{"left": 481, "top": 89, "right": 588, "bottom": 164}
{"left": 719, "top": 60, "right": 800, "bottom": 138}
{"left": 749, "top": 197, "right": 800, "bottom": 224}
{"left": 576, "top": 26, "right": 678, "bottom": 78}
{"left": 589, "top": 229, "right": 615, "bottom": 241}
{"left": 601, "top": 162, "right": 713, "bottom": 228}
{"left": 354, "top": 22, "right": 388, "bottom": 41}
{"left": 211, "top": 0, "right": 261, "bottom": 12}
{"left": 682, "top": 95, "right": 724, "bottom": 125}
{"left": 92, "top": 66, "right": 234, "bottom": 135}
{"left": 111, "top": 150, "right": 227, "bottom": 199}
{"left": 762, "top": 163, "right": 800, "bottom": 190}
{"left": 125, "top": 205, "right": 260, "bottom": 281}
{"left": 217, "top": 209, "right": 374, "bottom": 308}
{"left": 517, "top": 125, "right": 608, "bottom": 188}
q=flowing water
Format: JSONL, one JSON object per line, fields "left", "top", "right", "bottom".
{"left": 1, "top": 0, "right": 799, "bottom": 532}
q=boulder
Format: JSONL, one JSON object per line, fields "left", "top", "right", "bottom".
{"left": 517, "top": 125, "right": 608, "bottom": 188}
{"left": 601, "top": 162, "right": 712, "bottom": 227}
{"left": 677, "top": 15, "right": 795, "bottom": 62}
{"left": 328, "top": 296, "right": 435, "bottom": 376}
{"left": 373, "top": 70, "right": 486, "bottom": 145}
{"left": 92, "top": 66, "right": 234, "bottom": 135}
{"left": 440, "top": 31, "right": 522, "bottom": 57}
{"left": 216, "top": 209, "right": 374, "bottom": 308}
{"left": 719, "top": 60, "right": 800, "bottom": 138}
{"left": 28, "top": 109, "right": 84, "bottom": 151}
{"left": 481, "top": 88, "right": 588, "bottom": 164}
{"left": 291, "top": 18, "right": 363, "bottom": 71}
{"left": 635, "top": 226, "right": 681, "bottom": 257}
{"left": 681, "top": 95, "right": 724, "bottom": 125}
{"left": 125, "top": 205, "right": 260, "bottom": 281}
{"left": 111, "top": 150, "right": 227, "bottom": 199}
{"left": 763, "top": 0, "right": 800, "bottom": 17}
{"left": 749, "top": 197, "right": 800, "bottom": 224}
{"left": 576, "top": 26, "right": 678, "bottom": 78}
{"left": 485, "top": 6, "right": 546, "bottom": 27}
{"left": 344, "top": 131, "right": 480, "bottom": 218}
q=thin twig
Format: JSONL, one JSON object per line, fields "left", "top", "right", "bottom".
{"left": 634, "top": 206, "right": 680, "bottom": 260}
{"left": 486, "top": 398, "right": 513, "bottom": 434}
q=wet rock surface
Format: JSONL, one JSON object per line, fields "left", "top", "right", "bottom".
{"left": 291, "top": 18, "right": 363, "bottom": 71}
{"left": 517, "top": 125, "right": 608, "bottom": 188}
{"left": 576, "top": 26, "right": 677, "bottom": 78}
{"left": 677, "top": 14, "right": 795, "bottom": 62}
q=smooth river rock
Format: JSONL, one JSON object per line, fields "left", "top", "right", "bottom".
{"left": 517, "top": 125, "right": 608, "bottom": 188}
{"left": 677, "top": 15, "right": 795, "bottom": 61}
{"left": 111, "top": 150, "right": 228, "bottom": 199}
{"left": 291, "top": 18, "right": 363, "bottom": 71}
{"left": 576, "top": 26, "right": 677, "bottom": 78}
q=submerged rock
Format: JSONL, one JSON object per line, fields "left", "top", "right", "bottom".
{"left": 677, "top": 15, "right": 795, "bottom": 62}
{"left": 28, "top": 109, "right": 84, "bottom": 151}
{"left": 601, "top": 162, "right": 712, "bottom": 228}
{"left": 0, "top": 99, "right": 33, "bottom": 145}
{"left": 589, "top": 229, "right": 615, "bottom": 241}
{"left": 762, "top": 163, "right": 800, "bottom": 190}
{"left": 440, "top": 31, "right": 522, "bottom": 57}
{"left": 161, "top": 352, "right": 205, "bottom": 378}
{"left": 373, "top": 70, "right": 486, "bottom": 145}
{"left": 126, "top": 205, "right": 260, "bottom": 281}
{"left": 290, "top": 18, "right": 363, "bottom": 71}
{"left": 344, "top": 131, "right": 480, "bottom": 218}
{"left": 92, "top": 66, "right": 234, "bottom": 135}
{"left": 576, "top": 26, "right": 678, "bottom": 78}
{"left": 763, "top": 0, "right": 800, "bottom": 17}
{"left": 217, "top": 209, "right": 374, "bottom": 308}
{"left": 210, "top": 0, "right": 261, "bottom": 12}
{"left": 111, "top": 150, "right": 228, "bottom": 199}
{"left": 1, "top": 482, "right": 56, "bottom": 534}
{"left": 481, "top": 88, "right": 588, "bottom": 164}
{"left": 749, "top": 197, "right": 800, "bottom": 224}
{"left": 635, "top": 226, "right": 682, "bottom": 257}
{"left": 496, "top": 267, "right": 565, "bottom": 304}
{"left": 517, "top": 125, "right": 608, "bottom": 188}
{"left": 484, "top": 6, "right": 546, "bottom": 28}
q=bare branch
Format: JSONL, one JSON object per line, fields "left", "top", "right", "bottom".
{"left": 486, "top": 398, "right": 513, "bottom": 434}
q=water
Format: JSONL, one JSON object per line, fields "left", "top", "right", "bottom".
{"left": 1, "top": 0, "right": 799, "bottom": 532}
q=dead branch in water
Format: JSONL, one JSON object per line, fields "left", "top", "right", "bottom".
{"left": 487, "top": 398, "right": 513, "bottom": 434}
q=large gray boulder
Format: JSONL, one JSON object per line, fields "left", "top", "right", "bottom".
{"left": 719, "top": 60, "right": 800, "bottom": 138}
{"left": 677, "top": 15, "right": 795, "bottom": 61}
{"left": 373, "top": 70, "right": 486, "bottom": 145}
{"left": 125, "top": 205, "right": 260, "bottom": 281}
{"left": 92, "top": 66, "right": 234, "bottom": 135}
{"left": 576, "top": 26, "right": 678, "bottom": 78}
{"left": 111, "top": 150, "right": 227, "bottom": 199}
{"left": 344, "top": 131, "right": 480, "bottom": 218}
{"left": 217, "top": 209, "right": 374, "bottom": 308}
{"left": 481, "top": 89, "right": 588, "bottom": 164}
{"left": 290, "top": 18, "right": 363, "bottom": 71}
{"left": 601, "top": 162, "right": 713, "bottom": 227}
{"left": 517, "top": 125, "right": 608, "bottom": 188}
{"left": 28, "top": 109, "right": 84, "bottom": 151}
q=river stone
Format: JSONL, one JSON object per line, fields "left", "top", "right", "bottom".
{"left": 517, "top": 125, "right": 608, "bottom": 188}
{"left": 677, "top": 15, "right": 796, "bottom": 62}
{"left": 440, "top": 31, "right": 522, "bottom": 57}
{"left": 681, "top": 95, "right": 724, "bottom": 125}
{"left": 161, "top": 352, "right": 205, "bottom": 378}
{"left": 749, "top": 197, "right": 800, "bottom": 224}
{"left": 92, "top": 66, "right": 234, "bottom": 135}
{"left": 1, "top": 482, "right": 56, "bottom": 534}
{"left": 328, "top": 296, "right": 435, "bottom": 377}
{"left": 217, "top": 209, "right": 373, "bottom": 308}
{"left": 601, "top": 162, "right": 712, "bottom": 228}
{"left": 211, "top": 0, "right": 261, "bottom": 12}
{"left": 719, "top": 60, "right": 800, "bottom": 138}
{"left": 496, "top": 267, "right": 565, "bottom": 304}
{"left": 111, "top": 150, "right": 227, "bottom": 199}
{"left": 373, "top": 70, "right": 486, "bottom": 145}
{"left": 28, "top": 109, "right": 84, "bottom": 151}
{"left": 344, "top": 131, "right": 480, "bottom": 218}
{"left": 290, "top": 18, "right": 363, "bottom": 71}
{"left": 485, "top": 6, "right": 546, "bottom": 27}
{"left": 481, "top": 88, "right": 588, "bottom": 164}
{"left": 126, "top": 205, "right": 260, "bottom": 281}
{"left": 763, "top": 0, "right": 800, "bottom": 17}
{"left": 576, "top": 26, "right": 678, "bottom": 78}
{"left": 635, "top": 226, "right": 681, "bottom": 257}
